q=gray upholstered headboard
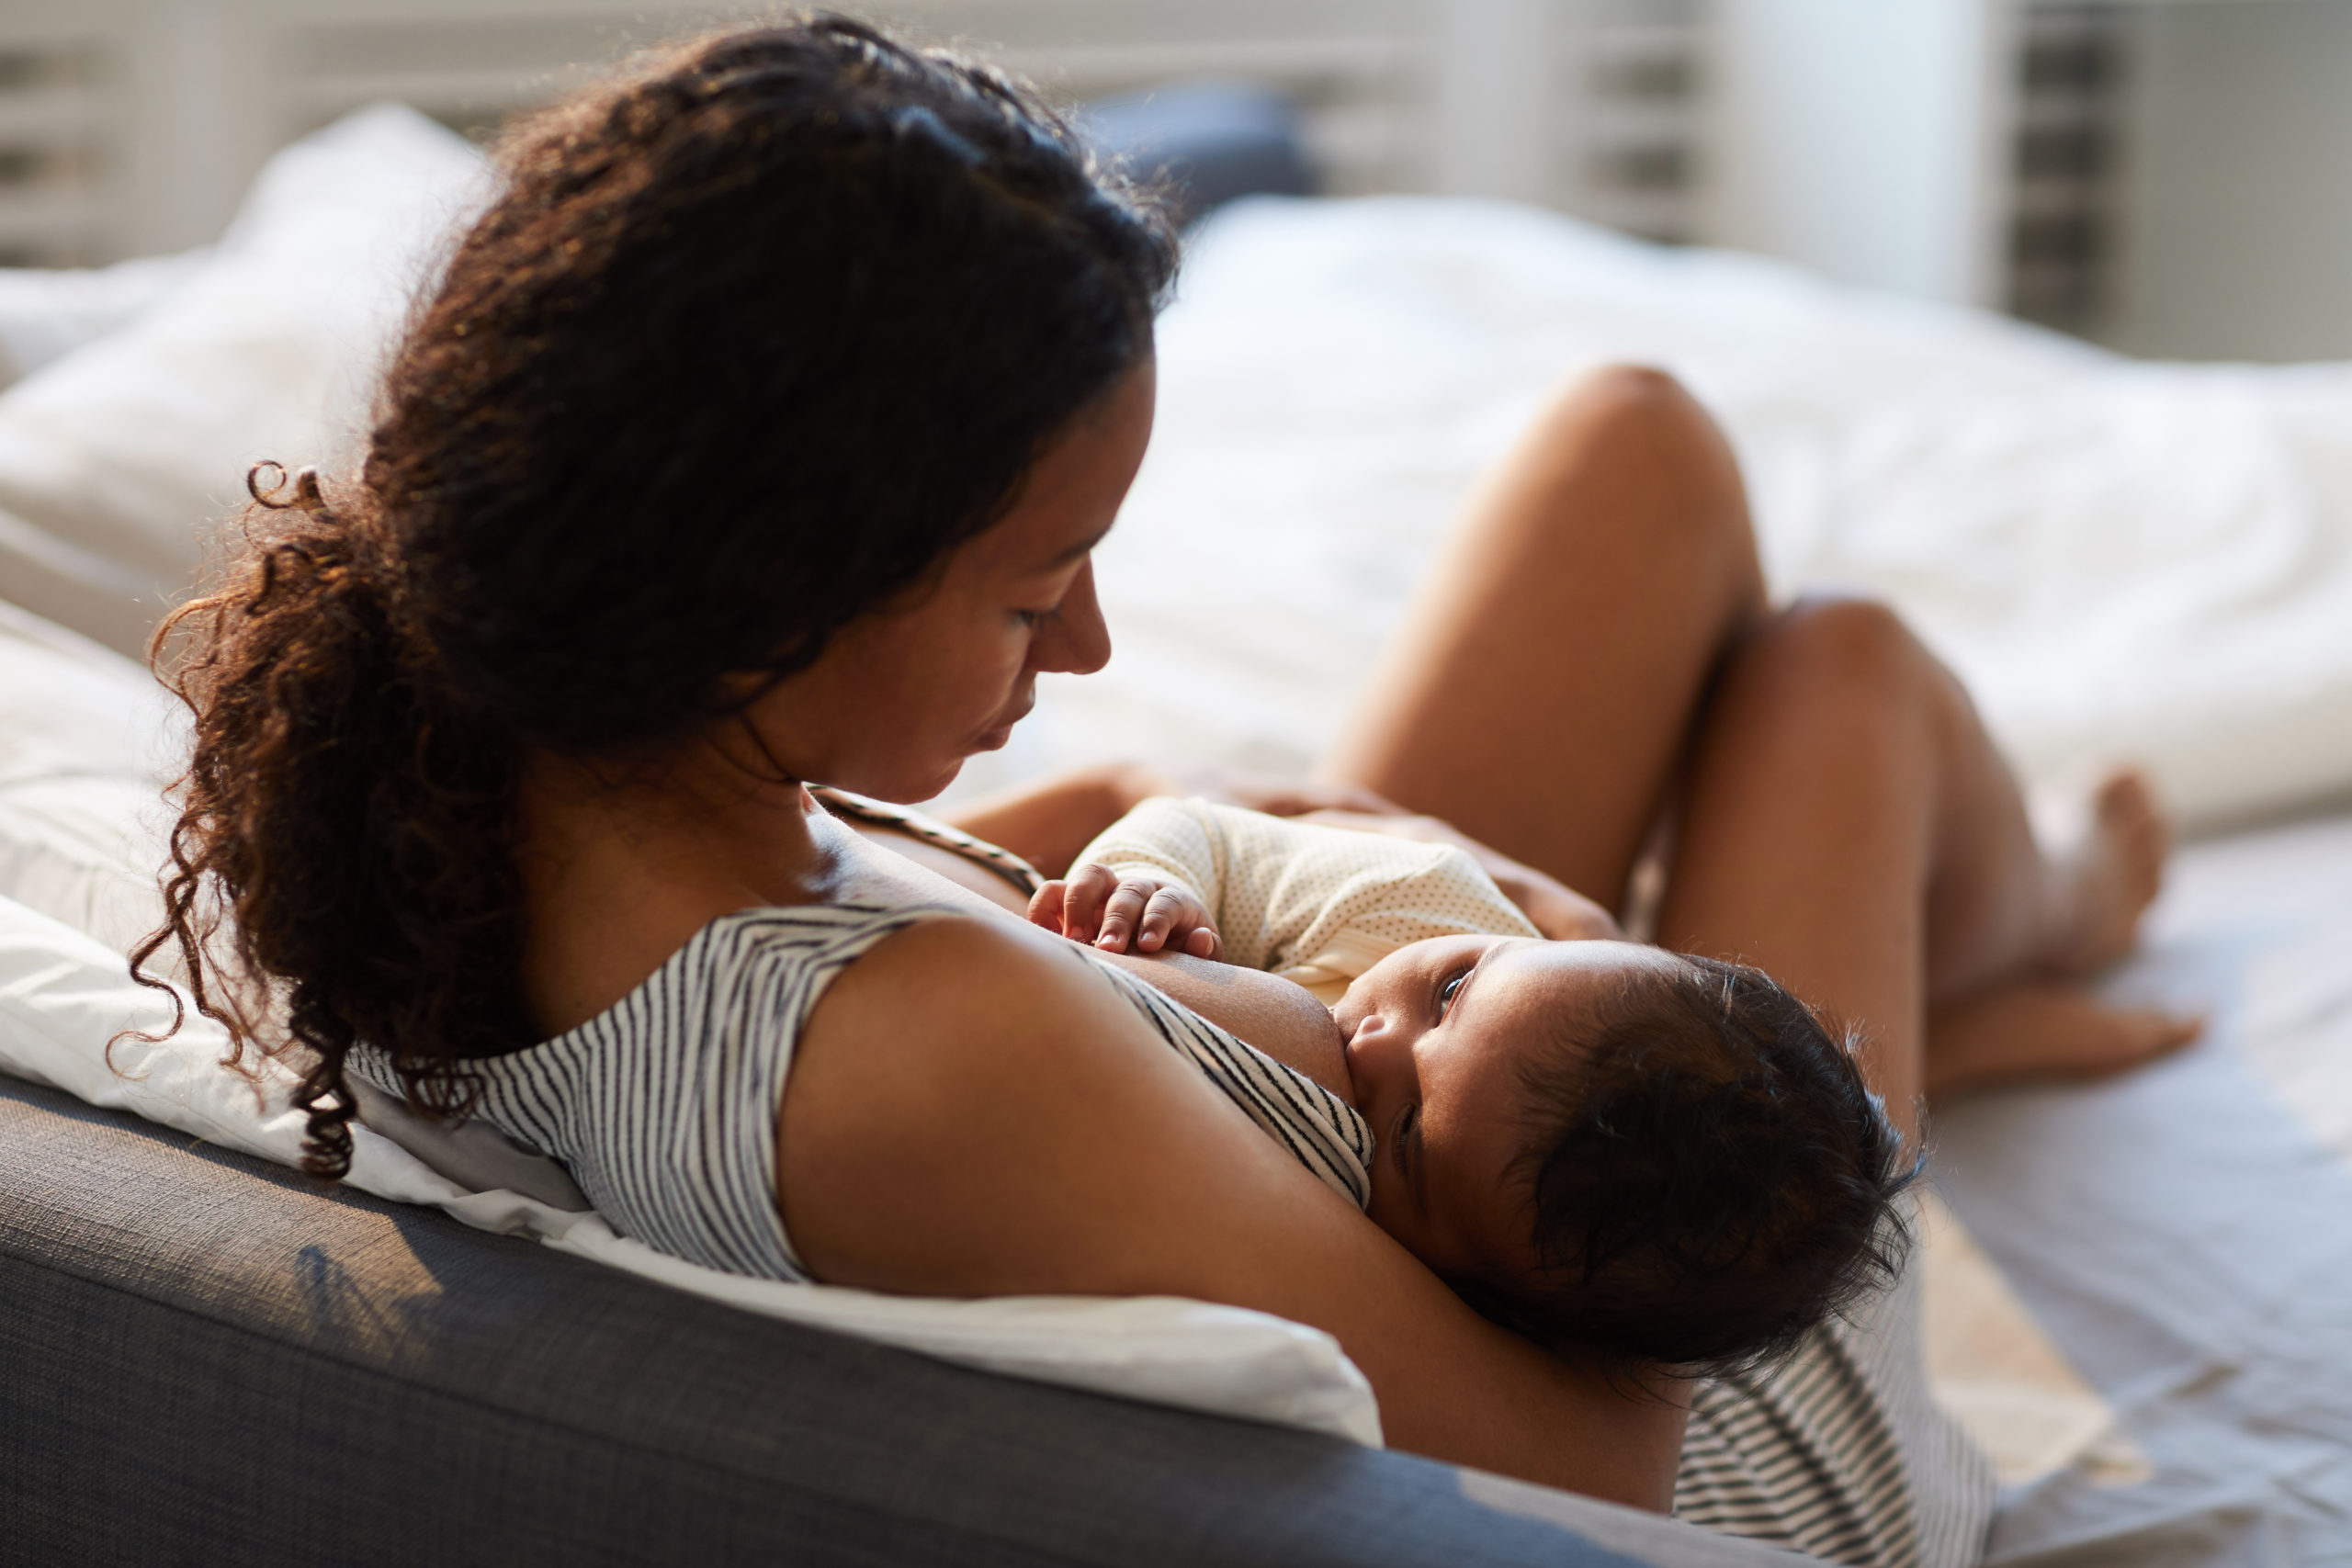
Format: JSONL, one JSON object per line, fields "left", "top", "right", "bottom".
{"left": 0, "top": 1074, "right": 1802, "bottom": 1567}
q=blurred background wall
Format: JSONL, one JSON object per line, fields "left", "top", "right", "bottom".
{"left": 0, "top": 0, "right": 2345, "bottom": 361}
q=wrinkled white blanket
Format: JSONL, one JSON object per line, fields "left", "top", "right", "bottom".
{"left": 965, "top": 197, "right": 2352, "bottom": 831}
{"left": 7, "top": 106, "right": 2352, "bottom": 1563}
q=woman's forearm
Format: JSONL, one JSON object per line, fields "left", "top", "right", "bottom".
{"left": 938, "top": 760, "right": 1420, "bottom": 880}
{"left": 934, "top": 762, "right": 1154, "bottom": 878}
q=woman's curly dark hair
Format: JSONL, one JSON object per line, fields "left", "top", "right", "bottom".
{"left": 128, "top": 16, "right": 1178, "bottom": 1179}
{"left": 1451, "top": 955, "right": 1919, "bottom": 1378}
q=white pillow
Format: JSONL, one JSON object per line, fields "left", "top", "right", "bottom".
{"left": 0, "top": 104, "right": 490, "bottom": 656}
{"left": 0, "top": 249, "right": 209, "bottom": 389}
{"left": 0, "top": 598, "right": 1386, "bottom": 1446}
{"left": 0, "top": 598, "right": 178, "bottom": 957}
{"left": 0, "top": 887, "right": 1383, "bottom": 1445}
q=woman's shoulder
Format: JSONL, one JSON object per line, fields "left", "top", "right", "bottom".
{"left": 784, "top": 908, "right": 1102, "bottom": 1033}
{"left": 702, "top": 903, "right": 1111, "bottom": 1052}
{"left": 507, "top": 902, "right": 989, "bottom": 1059}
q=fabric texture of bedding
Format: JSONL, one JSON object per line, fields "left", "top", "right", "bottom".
{"left": 0, "top": 887, "right": 1387, "bottom": 1446}
{"left": 9, "top": 1068, "right": 1760, "bottom": 1568}
{"left": 1924, "top": 813, "right": 2352, "bottom": 1565}
{"left": 0, "top": 566, "right": 1398, "bottom": 1447}
{"left": 966, "top": 198, "right": 2352, "bottom": 832}
{"left": 2, "top": 97, "right": 2351, "bottom": 1565}
{"left": 0, "top": 249, "right": 209, "bottom": 390}
{"left": 0, "top": 105, "right": 487, "bottom": 655}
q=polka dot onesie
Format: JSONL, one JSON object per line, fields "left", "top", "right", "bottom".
{"left": 1071, "top": 796, "right": 1540, "bottom": 1004}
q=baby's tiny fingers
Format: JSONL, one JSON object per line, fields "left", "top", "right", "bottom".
{"left": 1136, "top": 886, "right": 1190, "bottom": 953}
{"left": 1183, "top": 926, "right": 1222, "bottom": 960}
{"left": 1061, "top": 863, "right": 1118, "bottom": 942}
{"left": 1137, "top": 886, "right": 1209, "bottom": 955}
{"left": 1025, "top": 881, "right": 1069, "bottom": 933}
{"left": 1096, "top": 882, "right": 1152, "bottom": 953}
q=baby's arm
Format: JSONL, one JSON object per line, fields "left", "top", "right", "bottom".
{"left": 1029, "top": 864, "right": 1224, "bottom": 959}
{"left": 1291, "top": 808, "right": 1620, "bottom": 941}
{"left": 1044, "top": 796, "right": 1242, "bottom": 960}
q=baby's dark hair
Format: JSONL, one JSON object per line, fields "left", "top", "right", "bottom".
{"left": 1454, "top": 954, "right": 1917, "bottom": 1376}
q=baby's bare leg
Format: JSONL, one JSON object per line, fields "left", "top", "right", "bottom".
{"left": 1318, "top": 366, "right": 1766, "bottom": 913}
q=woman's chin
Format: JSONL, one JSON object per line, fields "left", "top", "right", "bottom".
{"left": 823, "top": 755, "right": 967, "bottom": 807}
{"left": 831, "top": 725, "right": 1010, "bottom": 805}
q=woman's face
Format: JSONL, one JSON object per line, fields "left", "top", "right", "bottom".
{"left": 748, "top": 359, "right": 1156, "bottom": 801}
{"left": 1335, "top": 935, "right": 1686, "bottom": 1284}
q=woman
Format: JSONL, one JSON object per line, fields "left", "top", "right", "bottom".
{"left": 140, "top": 18, "right": 2186, "bottom": 1561}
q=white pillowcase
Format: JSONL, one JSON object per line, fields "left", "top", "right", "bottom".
{"left": 0, "top": 591, "right": 1386, "bottom": 1447}
{"left": 0, "top": 887, "right": 1383, "bottom": 1445}
{"left": 0, "top": 249, "right": 209, "bottom": 390}
{"left": 0, "top": 104, "right": 490, "bottom": 656}
{"left": 0, "top": 598, "right": 179, "bottom": 955}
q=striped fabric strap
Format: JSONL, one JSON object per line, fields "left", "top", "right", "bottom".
{"left": 808, "top": 784, "right": 1046, "bottom": 897}
{"left": 1087, "top": 956, "right": 1372, "bottom": 1211}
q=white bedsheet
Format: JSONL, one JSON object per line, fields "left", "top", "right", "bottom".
{"left": 1928, "top": 812, "right": 2352, "bottom": 1564}
{"left": 1, "top": 120, "right": 2350, "bottom": 1562}
{"left": 964, "top": 197, "right": 2352, "bottom": 831}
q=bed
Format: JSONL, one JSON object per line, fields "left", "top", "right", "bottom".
{"left": 2, "top": 105, "right": 2349, "bottom": 1566}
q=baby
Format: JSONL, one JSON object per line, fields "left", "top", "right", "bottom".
{"left": 1028, "top": 796, "right": 1913, "bottom": 1373}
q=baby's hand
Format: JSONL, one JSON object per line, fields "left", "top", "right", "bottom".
{"left": 1027, "top": 863, "right": 1224, "bottom": 959}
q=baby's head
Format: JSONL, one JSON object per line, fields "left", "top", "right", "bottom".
{"left": 1334, "top": 935, "right": 1914, "bottom": 1373}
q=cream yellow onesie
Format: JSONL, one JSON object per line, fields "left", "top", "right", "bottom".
{"left": 1071, "top": 795, "right": 1540, "bottom": 1005}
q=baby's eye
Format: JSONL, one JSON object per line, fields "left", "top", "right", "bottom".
{"left": 1012, "top": 607, "right": 1049, "bottom": 628}
{"left": 1437, "top": 970, "right": 1469, "bottom": 1014}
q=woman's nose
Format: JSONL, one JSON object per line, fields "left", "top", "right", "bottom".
{"left": 1032, "top": 559, "right": 1111, "bottom": 675}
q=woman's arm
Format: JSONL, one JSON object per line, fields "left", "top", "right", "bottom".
{"left": 935, "top": 762, "right": 1410, "bottom": 879}
{"left": 933, "top": 762, "right": 1146, "bottom": 879}
{"left": 780, "top": 916, "right": 1688, "bottom": 1508}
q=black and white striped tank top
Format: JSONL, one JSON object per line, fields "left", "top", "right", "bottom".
{"left": 348, "top": 903, "right": 1373, "bottom": 1279}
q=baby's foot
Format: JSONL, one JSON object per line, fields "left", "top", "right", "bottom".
{"left": 2040, "top": 770, "right": 2169, "bottom": 977}
{"left": 1926, "top": 982, "right": 2201, "bottom": 1098}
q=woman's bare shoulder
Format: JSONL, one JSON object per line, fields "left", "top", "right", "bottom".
{"left": 776, "top": 908, "right": 1685, "bottom": 1506}
{"left": 776, "top": 912, "right": 1291, "bottom": 1292}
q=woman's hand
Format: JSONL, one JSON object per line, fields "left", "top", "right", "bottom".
{"left": 1029, "top": 863, "right": 1224, "bottom": 959}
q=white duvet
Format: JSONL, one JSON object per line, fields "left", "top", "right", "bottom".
{"left": 7, "top": 107, "right": 2352, "bottom": 826}
{"left": 981, "top": 198, "right": 2352, "bottom": 831}
{"left": 8, "top": 107, "right": 2352, "bottom": 1562}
